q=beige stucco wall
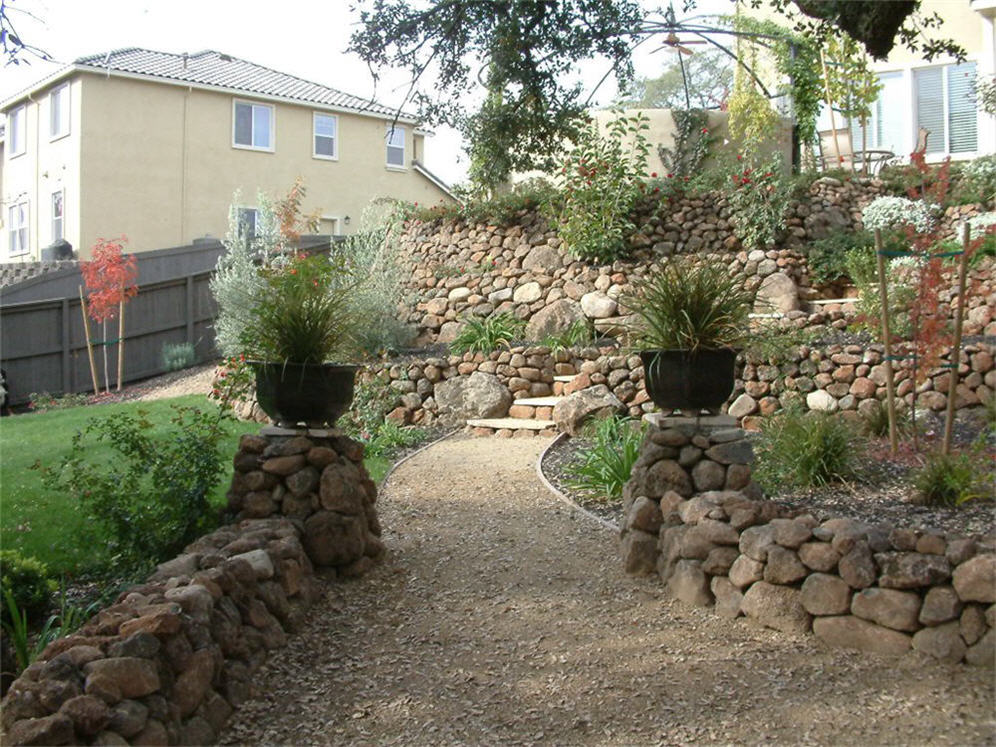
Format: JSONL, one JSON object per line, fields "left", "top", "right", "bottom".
{"left": 1, "top": 78, "right": 82, "bottom": 260}
{"left": 73, "top": 73, "right": 452, "bottom": 258}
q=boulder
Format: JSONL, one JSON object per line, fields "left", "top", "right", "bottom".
{"left": 667, "top": 560, "right": 713, "bottom": 607}
{"left": 763, "top": 547, "right": 808, "bottom": 585}
{"left": 755, "top": 272, "right": 799, "bottom": 314}
{"left": 710, "top": 576, "right": 744, "bottom": 618}
{"left": 912, "top": 622, "right": 967, "bottom": 663}
{"left": 801, "top": 573, "right": 852, "bottom": 616}
{"left": 524, "top": 299, "right": 585, "bottom": 341}
{"left": 522, "top": 245, "right": 562, "bottom": 274}
{"left": 621, "top": 530, "right": 658, "bottom": 575}
{"left": 302, "top": 511, "right": 366, "bottom": 567}
{"left": 850, "top": 588, "right": 921, "bottom": 632}
{"left": 434, "top": 372, "right": 512, "bottom": 425}
{"left": 952, "top": 554, "right": 996, "bottom": 603}
{"left": 875, "top": 551, "right": 952, "bottom": 589}
{"left": 741, "top": 582, "right": 811, "bottom": 635}
{"left": 512, "top": 281, "right": 543, "bottom": 304}
{"left": 812, "top": 616, "right": 912, "bottom": 656}
{"left": 579, "top": 292, "right": 618, "bottom": 319}
{"left": 919, "top": 586, "right": 963, "bottom": 626}
{"left": 553, "top": 385, "right": 625, "bottom": 436}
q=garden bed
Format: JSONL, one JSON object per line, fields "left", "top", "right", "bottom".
{"left": 542, "top": 408, "right": 995, "bottom": 540}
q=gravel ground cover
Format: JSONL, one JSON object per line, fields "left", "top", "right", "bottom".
{"left": 219, "top": 435, "right": 994, "bottom": 746}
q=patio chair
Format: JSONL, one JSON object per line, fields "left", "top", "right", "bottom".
{"left": 817, "top": 128, "right": 854, "bottom": 170}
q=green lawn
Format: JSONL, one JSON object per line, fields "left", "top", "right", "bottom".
{"left": 0, "top": 396, "right": 389, "bottom": 577}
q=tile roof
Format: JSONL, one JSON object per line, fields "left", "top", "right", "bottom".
{"left": 73, "top": 48, "right": 416, "bottom": 121}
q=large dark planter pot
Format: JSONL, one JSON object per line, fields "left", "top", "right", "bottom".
{"left": 640, "top": 348, "right": 737, "bottom": 413}
{"left": 251, "top": 361, "right": 358, "bottom": 428}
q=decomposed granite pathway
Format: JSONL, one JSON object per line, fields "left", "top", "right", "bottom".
{"left": 220, "top": 434, "right": 995, "bottom": 746}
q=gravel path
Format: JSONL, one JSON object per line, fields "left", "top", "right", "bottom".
{"left": 219, "top": 434, "right": 995, "bottom": 746}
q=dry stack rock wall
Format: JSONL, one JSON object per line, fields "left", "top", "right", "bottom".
{"left": 396, "top": 177, "right": 993, "bottom": 346}
{"left": 0, "top": 429, "right": 383, "bottom": 746}
{"left": 620, "top": 419, "right": 996, "bottom": 667}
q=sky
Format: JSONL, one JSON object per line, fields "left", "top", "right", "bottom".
{"left": 1, "top": 0, "right": 734, "bottom": 186}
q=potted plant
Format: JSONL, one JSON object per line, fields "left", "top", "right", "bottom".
{"left": 626, "top": 258, "right": 755, "bottom": 413}
{"left": 241, "top": 251, "right": 359, "bottom": 428}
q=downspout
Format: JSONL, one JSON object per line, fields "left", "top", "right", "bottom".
{"left": 180, "top": 86, "right": 190, "bottom": 244}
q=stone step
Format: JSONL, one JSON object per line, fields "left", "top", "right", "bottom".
{"left": 513, "top": 395, "right": 563, "bottom": 407}
{"left": 466, "top": 417, "right": 556, "bottom": 430}
{"left": 553, "top": 375, "right": 576, "bottom": 382}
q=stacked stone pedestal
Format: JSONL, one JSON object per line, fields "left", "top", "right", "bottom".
{"left": 226, "top": 427, "right": 385, "bottom": 578}
{"left": 620, "top": 414, "right": 759, "bottom": 576}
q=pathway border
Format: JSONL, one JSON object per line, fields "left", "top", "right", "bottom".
{"left": 536, "top": 432, "right": 620, "bottom": 533}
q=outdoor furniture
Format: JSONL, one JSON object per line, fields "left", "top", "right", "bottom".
{"left": 817, "top": 127, "right": 854, "bottom": 170}
{"left": 853, "top": 149, "right": 895, "bottom": 176}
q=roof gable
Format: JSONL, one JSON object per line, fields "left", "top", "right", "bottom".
{"left": 71, "top": 47, "right": 415, "bottom": 121}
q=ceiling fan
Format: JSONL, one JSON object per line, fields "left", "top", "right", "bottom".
{"left": 662, "top": 32, "right": 707, "bottom": 56}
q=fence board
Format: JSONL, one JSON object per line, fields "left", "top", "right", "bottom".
{"left": 1, "top": 271, "right": 218, "bottom": 406}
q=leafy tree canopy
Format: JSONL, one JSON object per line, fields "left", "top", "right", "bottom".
{"left": 620, "top": 48, "right": 733, "bottom": 111}
{"left": 350, "top": 0, "right": 965, "bottom": 191}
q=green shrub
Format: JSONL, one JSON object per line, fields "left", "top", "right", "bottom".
{"left": 449, "top": 313, "right": 525, "bottom": 355}
{"left": 37, "top": 405, "right": 229, "bottom": 574}
{"left": 365, "top": 421, "right": 428, "bottom": 458}
{"left": 410, "top": 179, "right": 559, "bottom": 226}
{"left": 0, "top": 550, "right": 55, "bottom": 626}
{"left": 339, "top": 374, "right": 399, "bottom": 441}
{"left": 860, "top": 400, "right": 914, "bottom": 439}
{"left": 27, "top": 391, "right": 92, "bottom": 412}
{"left": 845, "top": 246, "right": 916, "bottom": 339}
{"left": 912, "top": 452, "right": 988, "bottom": 506}
{"left": 565, "top": 416, "right": 645, "bottom": 501}
{"left": 541, "top": 319, "right": 596, "bottom": 352}
{"left": 161, "top": 342, "right": 196, "bottom": 372}
{"left": 754, "top": 408, "right": 860, "bottom": 491}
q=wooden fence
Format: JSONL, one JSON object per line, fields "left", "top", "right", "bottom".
{"left": 1, "top": 272, "right": 217, "bottom": 406}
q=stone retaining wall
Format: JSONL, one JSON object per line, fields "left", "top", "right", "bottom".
{"left": 619, "top": 420, "right": 996, "bottom": 667}
{"left": 0, "top": 429, "right": 382, "bottom": 746}
{"left": 347, "top": 341, "right": 994, "bottom": 431}
{"left": 397, "top": 177, "right": 993, "bottom": 346}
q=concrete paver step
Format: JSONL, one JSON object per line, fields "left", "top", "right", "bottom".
{"left": 466, "top": 417, "right": 557, "bottom": 430}
{"left": 553, "top": 375, "right": 576, "bottom": 382}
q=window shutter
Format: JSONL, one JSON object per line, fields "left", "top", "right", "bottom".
{"left": 948, "top": 62, "right": 977, "bottom": 154}
{"left": 914, "top": 67, "right": 944, "bottom": 154}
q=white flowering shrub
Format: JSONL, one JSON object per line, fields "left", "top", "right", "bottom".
{"left": 862, "top": 196, "right": 935, "bottom": 234}
{"left": 962, "top": 156, "right": 996, "bottom": 204}
{"left": 210, "top": 191, "right": 284, "bottom": 357}
{"left": 967, "top": 212, "right": 996, "bottom": 240}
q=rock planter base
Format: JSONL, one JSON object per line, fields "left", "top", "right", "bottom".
{"left": 620, "top": 423, "right": 995, "bottom": 668}
{"left": 0, "top": 428, "right": 385, "bottom": 746}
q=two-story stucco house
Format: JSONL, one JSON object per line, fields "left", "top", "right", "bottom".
{"left": 0, "top": 48, "right": 455, "bottom": 261}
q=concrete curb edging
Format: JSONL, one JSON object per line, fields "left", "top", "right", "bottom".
{"left": 536, "top": 432, "right": 620, "bottom": 533}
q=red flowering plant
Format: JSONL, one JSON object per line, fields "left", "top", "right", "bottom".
{"left": 724, "top": 153, "right": 793, "bottom": 252}
{"left": 553, "top": 111, "right": 651, "bottom": 263}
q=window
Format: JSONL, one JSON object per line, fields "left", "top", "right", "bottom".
{"left": 318, "top": 217, "right": 340, "bottom": 235}
{"left": 233, "top": 101, "right": 274, "bottom": 150}
{"left": 314, "top": 113, "right": 338, "bottom": 159}
{"left": 8, "top": 105, "right": 26, "bottom": 156}
{"left": 848, "top": 71, "right": 904, "bottom": 153}
{"left": 8, "top": 201, "right": 29, "bottom": 256}
{"left": 915, "top": 62, "right": 977, "bottom": 155}
{"left": 237, "top": 207, "right": 259, "bottom": 243}
{"left": 51, "top": 191, "right": 64, "bottom": 242}
{"left": 50, "top": 84, "right": 70, "bottom": 139}
{"left": 386, "top": 124, "right": 406, "bottom": 167}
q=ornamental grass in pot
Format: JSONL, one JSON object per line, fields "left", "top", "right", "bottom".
{"left": 627, "top": 258, "right": 755, "bottom": 413}
{"left": 241, "top": 251, "right": 360, "bottom": 428}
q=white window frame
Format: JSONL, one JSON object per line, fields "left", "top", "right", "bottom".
{"left": 8, "top": 200, "right": 29, "bottom": 257}
{"left": 232, "top": 100, "right": 275, "bottom": 152}
{"left": 386, "top": 124, "right": 406, "bottom": 169}
{"left": 313, "top": 112, "right": 338, "bottom": 160}
{"left": 912, "top": 61, "right": 979, "bottom": 159}
{"left": 51, "top": 189, "right": 64, "bottom": 243}
{"left": 236, "top": 207, "right": 259, "bottom": 243}
{"left": 8, "top": 105, "right": 26, "bottom": 157}
{"left": 50, "top": 84, "right": 70, "bottom": 141}
{"left": 318, "top": 215, "right": 341, "bottom": 235}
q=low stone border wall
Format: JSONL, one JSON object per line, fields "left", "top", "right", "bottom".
{"left": 350, "top": 341, "right": 994, "bottom": 430}
{"left": 1, "top": 429, "right": 383, "bottom": 746}
{"left": 619, "top": 423, "right": 996, "bottom": 668}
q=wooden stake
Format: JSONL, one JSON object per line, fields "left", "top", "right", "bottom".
{"left": 875, "top": 230, "right": 899, "bottom": 455}
{"left": 117, "top": 300, "right": 125, "bottom": 391}
{"left": 79, "top": 286, "right": 100, "bottom": 395}
{"left": 941, "top": 223, "right": 971, "bottom": 455}
{"left": 820, "top": 50, "right": 844, "bottom": 170}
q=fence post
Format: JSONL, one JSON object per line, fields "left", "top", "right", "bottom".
{"left": 61, "top": 298, "right": 71, "bottom": 394}
{"left": 186, "top": 275, "right": 195, "bottom": 345}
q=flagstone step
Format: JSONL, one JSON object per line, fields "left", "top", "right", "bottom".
{"left": 466, "top": 417, "right": 556, "bottom": 430}
{"left": 512, "top": 395, "right": 563, "bottom": 407}
{"left": 553, "top": 375, "right": 576, "bottom": 382}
